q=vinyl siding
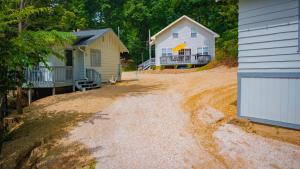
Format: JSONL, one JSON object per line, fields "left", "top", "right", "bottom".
{"left": 154, "top": 18, "right": 216, "bottom": 66}
{"left": 240, "top": 77, "right": 300, "bottom": 126}
{"left": 238, "top": 0, "right": 300, "bottom": 129}
{"left": 85, "top": 31, "right": 121, "bottom": 82}
{"left": 238, "top": 0, "right": 300, "bottom": 72}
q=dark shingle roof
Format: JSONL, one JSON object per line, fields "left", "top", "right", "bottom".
{"left": 72, "top": 29, "right": 110, "bottom": 46}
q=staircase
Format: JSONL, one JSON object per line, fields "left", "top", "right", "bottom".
{"left": 138, "top": 58, "right": 155, "bottom": 70}
{"left": 75, "top": 68, "right": 101, "bottom": 91}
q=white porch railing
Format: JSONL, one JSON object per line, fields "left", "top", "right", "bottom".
{"left": 138, "top": 58, "right": 155, "bottom": 70}
{"left": 160, "top": 54, "right": 211, "bottom": 65}
{"left": 86, "top": 68, "right": 101, "bottom": 86}
{"left": 24, "top": 66, "right": 73, "bottom": 88}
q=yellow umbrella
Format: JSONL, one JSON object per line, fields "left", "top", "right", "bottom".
{"left": 172, "top": 43, "right": 186, "bottom": 52}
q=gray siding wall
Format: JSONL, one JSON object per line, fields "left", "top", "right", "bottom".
{"left": 84, "top": 31, "right": 121, "bottom": 82}
{"left": 240, "top": 77, "right": 300, "bottom": 126}
{"left": 155, "top": 18, "right": 216, "bottom": 66}
{"left": 238, "top": 0, "right": 300, "bottom": 129}
{"left": 238, "top": 0, "right": 300, "bottom": 72}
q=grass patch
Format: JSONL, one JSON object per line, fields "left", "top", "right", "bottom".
{"left": 197, "top": 60, "right": 220, "bottom": 71}
{"left": 197, "top": 58, "right": 237, "bottom": 71}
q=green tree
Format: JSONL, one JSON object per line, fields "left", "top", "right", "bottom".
{"left": 0, "top": 0, "right": 75, "bottom": 115}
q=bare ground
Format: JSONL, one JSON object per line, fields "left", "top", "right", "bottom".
{"left": 1, "top": 66, "right": 300, "bottom": 169}
{"left": 68, "top": 67, "right": 300, "bottom": 169}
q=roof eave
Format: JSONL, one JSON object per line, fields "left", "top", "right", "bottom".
{"left": 150, "top": 15, "right": 220, "bottom": 43}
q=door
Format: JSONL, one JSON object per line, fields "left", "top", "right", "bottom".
{"left": 178, "top": 49, "right": 191, "bottom": 56}
{"left": 74, "top": 50, "right": 85, "bottom": 80}
{"left": 64, "top": 50, "right": 73, "bottom": 81}
{"left": 178, "top": 49, "right": 191, "bottom": 62}
{"left": 65, "top": 50, "right": 73, "bottom": 66}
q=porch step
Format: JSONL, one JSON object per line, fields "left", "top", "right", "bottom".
{"left": 75, "top": 79, "right": 100, "bottom": 91}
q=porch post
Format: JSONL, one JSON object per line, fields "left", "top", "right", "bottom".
{"left": 52, "top": 87, "right": 56, "bottom": 95}
{"left": 52, "top": 68, "right": 56, "bottom": 95}
{"left": 72, "top": 50, "right": 75, "bottom": 92}
{"left": 149, "top": 29, "right": 151, "bottom": 60}
{"left": 28, "top": 89, "right": 32, "bottom": 105}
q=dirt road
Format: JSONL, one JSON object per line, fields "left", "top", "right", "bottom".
{"left": 65, "top": 67, "right": 300, "bottom": 169}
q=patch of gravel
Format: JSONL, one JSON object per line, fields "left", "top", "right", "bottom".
{"left": 213, "top": 124, "right": 300, "bottom": 169}
{"left": 68, "top": 92, "right": 225, "bottom": 169}
{"left": 197, "top": 106, "right": 224, "bottom": 125}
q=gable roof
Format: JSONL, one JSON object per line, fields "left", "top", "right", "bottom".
{"left": 72, "top": 28, "right": 129, "bottom": 52}
{"left": 150, "top": 15, "right": 220, "bottom": 43}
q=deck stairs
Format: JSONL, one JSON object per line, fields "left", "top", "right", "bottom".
{"left": 75, "top": 68, "right": 101, "bottom": 91}
{"left": 138, "top": 58, "right": 155, "bottom": 70}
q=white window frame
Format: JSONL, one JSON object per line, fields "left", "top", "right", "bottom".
{"left": 197, "top": 48, "right": 203, "bottom": 55}
{"left": 172, "top": 29, "right": 179, "bottom": 38}
{"left": 166, "top": 48, "right": 172, "bottom": 56}
{"left": 191, "top": 27, "right": 197, "bottom": 38}
{"left": 162, "top": 48, "right": 167, "bottom": 57}
{"left": 90, "top": 49, "right": 101, "bottom": 67}
{"left": 203, "top": 46, "right": 209, "bottom": 55}
{"left": 197, "top": 47, "right": 209, "bottom": 55}
{"left": 162, "top": 48, "right": 172, "bottom": 57}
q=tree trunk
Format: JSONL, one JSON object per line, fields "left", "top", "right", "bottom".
{"left": 16, "top": 0, "right": 24, "bottom": 114}
{"left": 16, "top": 87, "right": 23, "bottom": 114}
{"left": 0, "top": 94, "right": 4, "bottom": 154}
{"left": 0, "top": 94, "right": 4, "bottom": 131}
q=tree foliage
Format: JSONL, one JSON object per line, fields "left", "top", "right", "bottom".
{"left": 0, "top": 0, "right": 238, "bottom": 95}
{"left": 66, "top": 0, "right": 238, "bottom": 64}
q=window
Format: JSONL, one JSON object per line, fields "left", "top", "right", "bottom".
{"left": 90, "top": 49, "right": 101, "bottom": 66}
{"left": 191, "top": 28, "right": 197, "bottom": 38}
{"left": 179, "top": 49, "right": 191, "bottom": 56}
{"left": 172, "top": 29, "right": 179, "bottom": 38}
{"left": 162, "top": 48, "right": 172, "bottom": 57}
{"left": 203, "top": 47, "right": 209, "bottom": 55}
{"left": 197, "top": 47, "right": 209, "bottom": 55}
{"left": 197, "top": 48, "right": 203, "bottom": 55}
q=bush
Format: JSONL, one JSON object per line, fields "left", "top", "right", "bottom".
{"left": 186, "top": 64, "right": 193, "bottom": 69}
{"left": 122, "top": 62, "right": 137, "bottom": 72}
{"left": 173, "top": 64, "right": 178, "bottom": 69}
{"left": 155, "top": 65, "right": 165, "bottom": 70}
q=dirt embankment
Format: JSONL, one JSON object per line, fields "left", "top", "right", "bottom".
{"left": 0, "top": 79, "right": 164, "bottom": 169}
{"left": 1, "top": 66, "right": 300, "bottom": 169}
{"left": 182, "top": 68, "right": 300, "bottom": 168}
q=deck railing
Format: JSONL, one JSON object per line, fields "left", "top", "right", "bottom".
{"left": 160, "top": 54, "right": 211, "bottom": 65}
{"left": 86, "top": 68, "right": 101, "bottom": 86}
{"left": 24, "top": 66, "right": 73, "bottom": 87}
{"left": 138, "top": 58, "right": 155, "bottom": 70}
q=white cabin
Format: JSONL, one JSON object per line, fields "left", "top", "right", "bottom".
{"left": 25, "top": 29, "right": 128, "bottom": 94}
{"left": 141, "top": 15, "right": 219, "bottom": 69}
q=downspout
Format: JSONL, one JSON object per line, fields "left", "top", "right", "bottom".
{"left": 78, "top": 46, "right": 87, "bottom": 79}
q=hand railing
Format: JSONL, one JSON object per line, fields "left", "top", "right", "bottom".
{"left": 160, "top": 54, "right": 211, "bottom": 65}
{"left": 86, "top": 68, "right": 101, "bottom": 86}
{"left": 138, "top": 58, "right": 155, "bottom": 69}
{"left": 24, "top": 66, "right": 73, "bottom": 87}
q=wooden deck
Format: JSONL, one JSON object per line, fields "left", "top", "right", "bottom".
{"left": 24, "top": 66, "right": 73, "bottom": 88}
{"left": 160, "top": 54, "right": 211, "bottom": 66}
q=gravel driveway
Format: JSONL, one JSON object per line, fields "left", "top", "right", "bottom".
{"left": 66, "top": 67, "right": 300, "bottom": 169}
